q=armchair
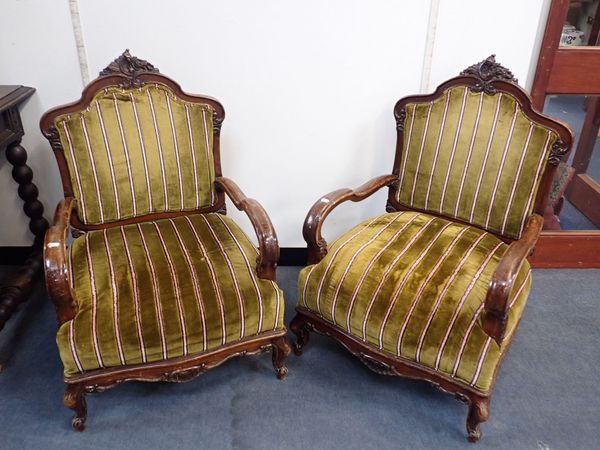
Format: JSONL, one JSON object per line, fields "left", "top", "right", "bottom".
{"left": 41, "top": 51, "right": 290, "bottom": 430}
{"left": 290, "top": 56, "right": 572, "bottom": 442}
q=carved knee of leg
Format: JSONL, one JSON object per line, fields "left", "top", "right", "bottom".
{"left": 290, "top": 315, "right": 310, "bottom": 356}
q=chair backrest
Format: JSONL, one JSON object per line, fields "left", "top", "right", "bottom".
{"left": 41, "top": 50, "right": 225, "bottom": 229}
{"left": 388, "top": 56, "right": 572, "bottom": 240}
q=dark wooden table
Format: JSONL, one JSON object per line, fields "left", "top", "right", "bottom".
{"left": 0, "top": 86, "right": 49, "bottom": 364}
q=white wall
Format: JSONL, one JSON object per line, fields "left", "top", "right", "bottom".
{"left": 1, "top": 0, "right": 549, "bottom": 248}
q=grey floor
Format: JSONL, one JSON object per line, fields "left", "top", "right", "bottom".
{"left": 0, "top": 266, "right": 599, "bottom": 450}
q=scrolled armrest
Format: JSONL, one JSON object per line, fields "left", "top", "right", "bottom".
{"left": 303, "top": 174, "right": 398, "bottom": 264}
{"left": 215, "top": 177, "right": 279, "bottom": 281}
{"left": 44, "top": 197, "right": 77, "bottom": 324}
{"left": 482, "top": 214, "right": 544, "bottom": 344}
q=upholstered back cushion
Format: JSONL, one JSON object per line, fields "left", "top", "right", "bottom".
{"left": 55, "top": 83, "right": 216, "bottom": 225}
{"left": 396, "top": 86, "right": 558, "bottom": 239}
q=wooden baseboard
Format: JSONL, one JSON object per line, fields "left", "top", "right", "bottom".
{"left": 3, "top": 241, "right": 597, "bottom": 269}
{"left": 279, "top": 248, "right": 307, "bottom": 266}
{"left": 0, "top": 247, "right": 33, "bottom": 266}
{"left": 529, "top": 232, "right": 600, "bottom": 268}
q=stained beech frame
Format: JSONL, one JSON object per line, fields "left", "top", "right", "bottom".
{"left": 291, "top": 56, "right": 573, "bottom": 442}
{"left": 41, "top": 51, "right": 290, "bottom": 431}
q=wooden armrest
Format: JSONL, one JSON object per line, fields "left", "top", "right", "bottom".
{"left": 215, "top": 177, "right": 279, "bottom": 281}
{"left": 303, "top": 174, "right": 398, "bottom": 264}
{"left": 482, "top": 214, "right": 544, "bottom": 344}
{"left": 44, "top": 197, "right": 77, "bottom": 325}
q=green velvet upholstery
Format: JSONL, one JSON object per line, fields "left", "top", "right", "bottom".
{"left": 397, "top": 86, "right": 558, "bottom": 239}
{"left": 299, "top": 212, "right": 531, "bottom": 392}
{"left": 55, "top": 83, "right": 216, "bottom": 225}
{"left": 58, "top": 213, "right": 284, "bottom": 378}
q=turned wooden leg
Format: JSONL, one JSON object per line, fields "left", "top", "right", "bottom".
{"left": 290, "top": 313, "right": 310, "bottom": 356}
{"left": 466, "top": 395, "right": 490, "bottom": 443}
{"left": 271, "top": 335, "right": 291, "bottom": 380}
{"left": 64, "top": 383, "right": 87, "bottom": 432}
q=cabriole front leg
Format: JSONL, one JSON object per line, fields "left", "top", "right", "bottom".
{"left": 271, "top": 335, "right": 291, "bottom": 380}
{"left": 290, "top": 312, "right": 311, "bottom": 356}
{"left": 466, "top": 395, "right": 490, "bottom": 443}
{"left": 64, "top": 383, "right": 87, "bottom": 432}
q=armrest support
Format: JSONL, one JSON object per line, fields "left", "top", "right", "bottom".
{"left": 482, "top": 214, "right": 544, "bottom": 344}
{"left": 215, "top": 177, "right": 279, "bottom": 281}
{"left": 44, "top": 197, "right": 77, "bottom": 325}
{"left": 303, "top": 174, "right": 398, "bottom": 264}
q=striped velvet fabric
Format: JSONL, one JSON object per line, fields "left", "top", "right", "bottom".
{"left": 55, "top": 83, "right": 216, "bottom": 225}
{"left": 298, "top": 212, "right": 531, "bottom": 392}
{"left": 57, "top": 213, "right": 284, "bottom": 378}
{"left": 397, "top": 86, "right": 558, "bottom": 239}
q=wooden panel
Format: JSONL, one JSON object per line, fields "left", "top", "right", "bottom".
{"left": 531, "top": 0, "right": 570, "bottom": 109}
{"left": 547, "top": 48, "right": 600, "bottom": 94}
{"left": 530, "top": 231, "right": 600, "bottom": 268}
{"left": 565, "top": 173, "right": 600, "bottom": 227}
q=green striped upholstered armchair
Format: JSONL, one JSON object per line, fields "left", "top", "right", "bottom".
{"left": 290, "top": 56, "right": 572, "bottom": 442}
{"left": 40, "top": 51, "right": 290, "bottom": 431}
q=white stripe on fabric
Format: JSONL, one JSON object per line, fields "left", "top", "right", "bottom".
{"left": 439, "top": 87, "right": 469, "bottom": 213}
{"left": 359, "top": 214, "right": 425, "bottom": 341}
{"left": 119, "top": 227, "right": 147, "bottom": 362}
{"left": 198, "top": 215, "right": 247, "bottom": 339}
{"left": 518, "top": 131, "right": 553, "bottom": 234}
{"left": 468, "top": 94, "right": 504, "bottom": 223}
{"left": 185, "top": 104, "right": 200, "bottom": 208}
{"left": 412, "top": 226, "right": 471, "bottom": 362}
{"left": 454, "top": 92, "right": 485, "bottom": 218}
{"left": 69, "top": 320, "right": 84, "bottom": 373}
{"left": 434, "top": 241, "right": 504, "bottom": 370}
{"left": 500, "top": 123, "right": 534, "bottom": 235}
{"left": 452, "top": 270, "right": 530, "bottom": 379}
{"left": 102, "top": 230, "right": 126, "bottom": 365}
{"left": 166, "top": 93, "right": 185, "bottom": 210}
{"left": 112, "top": 94, "right": 137, "bottom": 216}
{"left": 313, "top": 216, "right": 383, "bottom": 315}
{"left": 392, "top": 222, "right": 454, "bottom": 355}
{"left": 398, "top": 104, "right": 417, "bottom": 190}
{"left": 214, "top": 214, "right": 265, "bottom": 334}
{"left": 183, "top": 216, "right": 227, "bottom": 344}
{"left": 129, "top": 92, "right": 153, "bottom": 211}
{"left": 484, "top": 103, "right": 519, "bottom": 229}
{"left": 343, "top": 214, "right": 418, "bottom": 333}
{"left": 356, "top": 216, "right": 434, "bottom": 346}
{"left": 95, "top": 100, "right": 121, "bottom": 220}
{"left": 330, "top": 214, "right": 404, "bottom": 323}
{"left": 84, "top": 235, "right": 104, "bottom": 368}
{"left": 80, "top": 116, "right": 105, "bottom": 222}
{"left": 137, "top": 224, "right": 168, "bottom": 359}
{"left": 226, "top": 217, "right": 282, "bottom": 331}
{"left": 410, "top": 103, "right": 434, "bottom": 205}
{"left": 468, "top": 271, "right": 531, "bottom": 386}
{"left": 147, "top": 89, "right": 169, "bottom": 210}
{"left": 168, "top": 219, "right": 207, "bottom": 351}
{"left": 201, "top": 109, "right": 215, "bottom": 205}
{"left": 424, "top": 91, "right": 451, "bottom": 209}
{"left": 153, "top": 222, "right": 188, "bottom": 356}
{"left": 61, "top": 122, "right": 87, "bottom": 223}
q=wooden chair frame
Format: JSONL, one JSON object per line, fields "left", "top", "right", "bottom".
{"left": 290, "top": 56, "right": 573, "bottom": 442}
{"left": 40, "top": 51, "right": 290, "bottom": 431}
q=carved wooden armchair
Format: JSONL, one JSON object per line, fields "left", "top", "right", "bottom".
{"left": 40, "top": 51, "right": 290, "bottom": 431}
{"left": 290, "top": 56, "right": 572, "bottom": 442}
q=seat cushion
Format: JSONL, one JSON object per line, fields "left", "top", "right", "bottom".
{"left": 298, "top": 211, "right": 531, "bottom": 392}
{"left": 57, "top": 213, "right": 284, "bottom": 378}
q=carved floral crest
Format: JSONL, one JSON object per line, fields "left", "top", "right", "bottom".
{"left": 460, "top": 55, "right": 518, "bottom": 94}
{"left": 99, "top": 49, "right": 159, "bottom": 88}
